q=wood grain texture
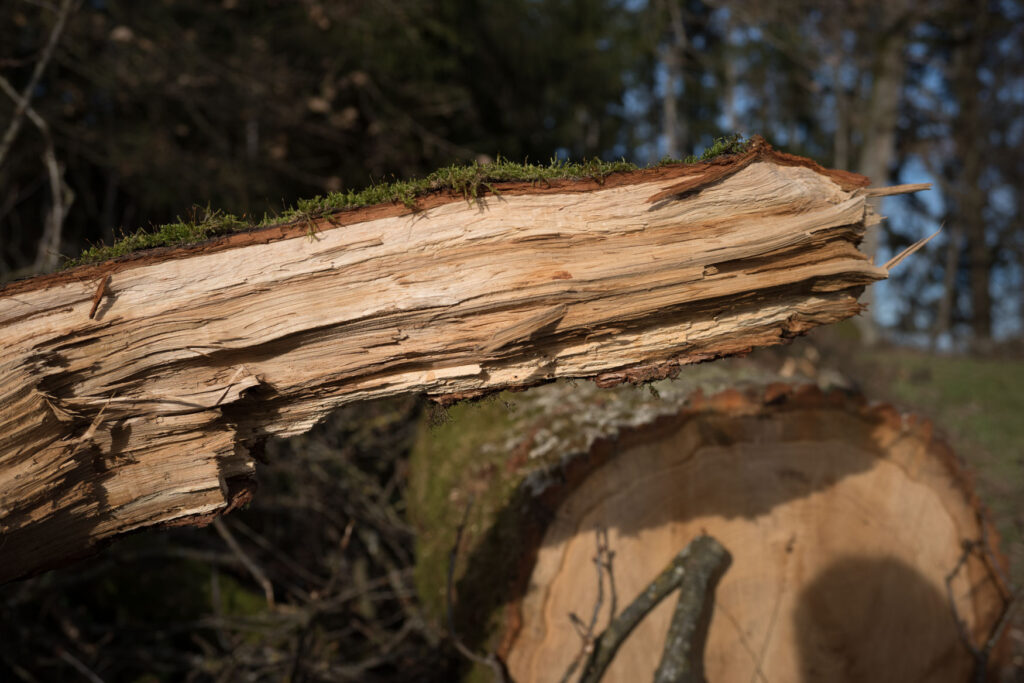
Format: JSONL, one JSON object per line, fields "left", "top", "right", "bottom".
{"left": 0, "top": 150, "right": 914, "bottom": 582}
{"left": 507, "top": 395, "right": 1007, "bottom": 682}
{"left": 407, "top": 381, "right": 1009, "bottom": 682}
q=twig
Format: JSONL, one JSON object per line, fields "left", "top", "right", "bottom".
{"left": 0, "top": 650, "right": 39, "bottom": 683}
{"left": 945, "top": 540, "right": 983, "bottom": 661}
{"left": 212, "top": 517, "right": 276, "bottom": 608}
{"left": 945, "top": 528, "right": 1020, "bottom": 683}
{"left": 226, "top": 516, "right": 325, "bottom": 587}
{"left": 863, "top": 182, "right": 933, "bottom": 197}
{"left": 975, "top": 513, "right": 1019, "bottom": 664}
{"left": 577, "top": 535, "right": 731, "bottom": 683}
{"left": 54, "top": 646, "right": 105, "bottom": 683}
{"left": 944, "top": 538, "right": 1010, "bottom": 683}
{"left": 982, "top": 589, "right": 1020, "bottom": 670}
{"left": 653, "top": 535, "right": 731, "bottom": 683}
{"left": 582, "top": 530, "right": 607, "bottom": 640}
{"left": 598, "top": 528, "right": 617, "bottom": 624}
{"left": 446, "top": 495, "right": 509, "bottom": 682}
{"left": 560, "top": 528, "right": 617, "bottom": 683}
{"left": 0, "top": 0, "right": 75, "bottom": 168}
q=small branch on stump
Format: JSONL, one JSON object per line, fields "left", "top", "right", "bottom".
{"left": 560, "top": 528, "right": 617, "bottom": 683}
{"left": 577, "top": 535, "right": 731, "bottom": 683}
{"left": 653, "top": 537, "right": 732, "bottom": 683}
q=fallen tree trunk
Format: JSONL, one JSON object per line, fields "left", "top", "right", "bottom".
{"left": 0, "top": 140, "right": 923, "bottom": 582}
{"left": 409, "top": 379, "right": 1011, "bottom": 682}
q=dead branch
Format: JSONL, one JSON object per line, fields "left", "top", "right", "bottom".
{"left": 0, "top": 144, "right": 929, "bottom": 582}
{"left": 577, "top": 535, "right": 730, "bottom": 683}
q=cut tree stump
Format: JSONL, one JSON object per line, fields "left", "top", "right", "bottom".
{"left": 0, "top": 140, "right": 925, "bottom": 582}
{"left": 409, "top": 377, "right": 1011, "bottom": 682}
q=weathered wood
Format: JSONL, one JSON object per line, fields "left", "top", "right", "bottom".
{"left": 0, "top": 142, "right": 922, "bottom": 582}
{"left": 409, "top": 380, "right": 1010, "bottom": 682}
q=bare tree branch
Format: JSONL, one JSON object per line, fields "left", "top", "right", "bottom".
{"left": 0, "top": 73, "right": 75, "bottom": 273}
{"left": 0, "top": 0, "right": 75, "bottom": 169}
{"left": 578, "top": 535, "right": 730, "bottom": 683}
{"left": 212, "top": 516, "right": 276, "bottom": 609}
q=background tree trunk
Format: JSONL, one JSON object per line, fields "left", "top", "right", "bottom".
{"left": 659, "top": 0, "right": 689, "bottom": 159}
{"left": 854, "top": 6, "right": 913, "bottom": 346}
{"left": 953, "top": 2, "right": 993, "bottom": 352}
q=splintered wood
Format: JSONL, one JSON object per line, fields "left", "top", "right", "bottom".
{"left": 0, "top": 142, "right": 925, "bottom": 581}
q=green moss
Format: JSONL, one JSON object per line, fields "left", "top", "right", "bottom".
{"left": 410, "top": 393, "right": 554, "bottom": 683}
{"left": 61, "top": 136, "right": 752, "bottom": 269}
{"left": 409, "top": 394, "right": 525, "bottom": 622}
{"left": 69, "top": 208, "right": 250, "bottom": 267}
{"left": 658, "top": 133, "right": 752, "bottom": 166}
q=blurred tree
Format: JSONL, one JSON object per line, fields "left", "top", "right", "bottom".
{"left": 891, "top": 0, "right": 1024, "bottom": 349}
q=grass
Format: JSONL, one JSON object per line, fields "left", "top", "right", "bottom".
{"left": 62, "top": 135, "right": 753, "bottom": 269}
{"left": 873, "top": 350, "right": 1024, "bottom": 459}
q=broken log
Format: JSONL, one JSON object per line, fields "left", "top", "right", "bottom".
{"left": 0, "top": 140, "right": 924, "bottom": 582}
{"left": 408, "top": 378, "right": 1011, "bottom": 682}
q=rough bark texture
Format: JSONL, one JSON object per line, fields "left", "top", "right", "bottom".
{"left": 409, "top": 379, "right": 1010, "bottom": 683}
{"left": 0, "top": 142, "right": 921, "bottom": 583}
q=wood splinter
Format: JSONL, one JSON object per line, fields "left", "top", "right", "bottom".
{"left": 87, "top": 274, "right": 111, "bottom": 319}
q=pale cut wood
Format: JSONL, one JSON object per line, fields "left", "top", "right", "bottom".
{"left": 501, "top": 386, "right": 1009, "bottom": 683}
{"left": 0, "top": 143, "right": 924, "bottom": 582}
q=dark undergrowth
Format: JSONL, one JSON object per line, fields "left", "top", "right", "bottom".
{"left": 0, "top": 396, "right": 463, "bottom": 682}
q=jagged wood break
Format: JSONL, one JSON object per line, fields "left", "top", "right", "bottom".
{"left": 0, "top": 140, "right": 925, "bottom": 582}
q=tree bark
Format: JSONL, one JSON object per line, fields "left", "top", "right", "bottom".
{"left": 410, "top": 380, "right": 1011, "bottom": 682}
{"left": 0, "top": 140, "right": 923, "bottom": 583}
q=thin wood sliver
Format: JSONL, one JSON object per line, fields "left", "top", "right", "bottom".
{"left": 87, "top": 274, "right": 111, "bottom": 319}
